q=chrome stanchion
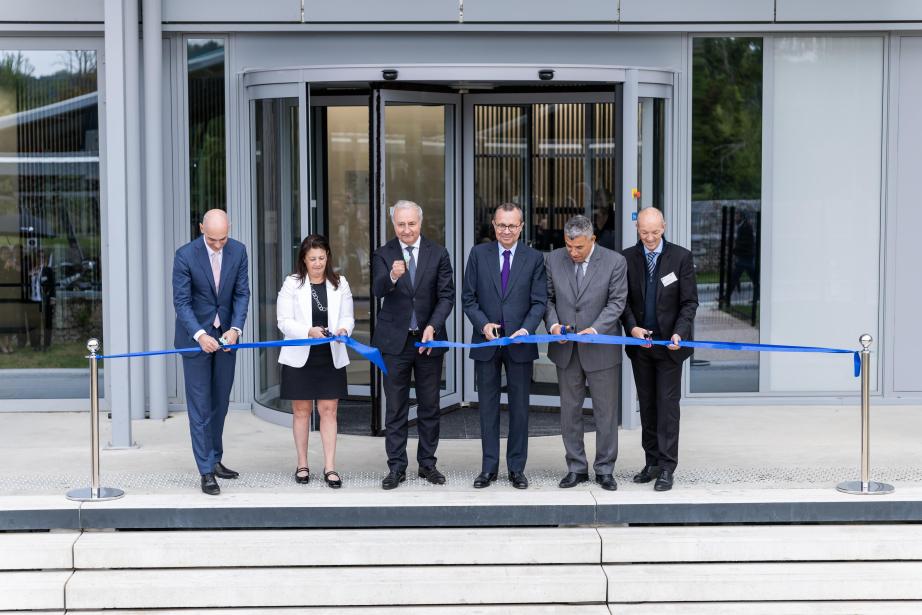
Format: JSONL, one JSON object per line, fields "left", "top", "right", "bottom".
{"left": 66, "top": 339, "right": 125, "bottom": 502}
{"left": 836, "top": 334, "right": 894, "bottom": 496}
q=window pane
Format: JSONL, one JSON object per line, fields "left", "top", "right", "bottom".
{"left": 0, "top": 50, "right": 102, "bottom": 398}
{"left": 690, "top": 37, "right": 763, "bottom": 394}
{"left": 253, "top": 98, "right": 299, "bottom": 411}
{"left": 188, "top": 39, "right": 225, "bottom": 238}
{"left": 768, "top": 36, "right": 882, "bottom": 392}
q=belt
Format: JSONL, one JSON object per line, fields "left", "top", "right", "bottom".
{"left": 408, "top": 329, "right": 421, "bottom": 336}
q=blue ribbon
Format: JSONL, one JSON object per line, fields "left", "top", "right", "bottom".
{"left": 95, "top": 336, "right": 388, "bottom": 375}
{"left": 417, "top": 333, "right": 861, "bottom": 377}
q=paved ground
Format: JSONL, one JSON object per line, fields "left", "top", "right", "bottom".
{"left": 1, "top": 403, "right": 920, "bottom": 496}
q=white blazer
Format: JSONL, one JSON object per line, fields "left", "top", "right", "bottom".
{"left": 276, "top": 274, "right": 355, "bottom": 369}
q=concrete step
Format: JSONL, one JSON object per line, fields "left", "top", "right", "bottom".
{"left": 0, "top": 571, "right": 71, "bottom": 611}
{"left": 610, "top": 602, "right": 922, "bottom": 614}
{"left": 605, "top": 561, "right": 922, "bottom": 602}
{"left": 600, "top": 524, "right": 922, "bottom": 562}
{"left": 0, "top": 531, "right": 77, "bottom": 570}
{"left": 66, "top": 565, "right": 607, "bottom": 609}
{"left": 73, "top": 528, "right": 601, "bottom": 568}
{"left": 71, "top": 608, "right": 610, "bottom": 615}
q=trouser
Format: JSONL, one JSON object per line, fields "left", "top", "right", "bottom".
{"left": 630, "top": 346, "right": 683, "bottom": 472}
{"left": 475, "top": 348, "right": 532, "bottom": 474}
{"left": 383, "top": 334, "right": 444, "bottom": 473}
{"left": 557, "top": 344, "right": 620, "bottom": 475}
{"left": 182, "top": 325, "right": 236, "bottom": 475}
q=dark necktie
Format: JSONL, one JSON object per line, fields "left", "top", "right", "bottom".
{"left": 575, "top": 261, "right": 585, "bottom": 291}
{"left": 501, "top": 249, "right": 511, "bottom": 294}
{"left": 646, "top": 252, "right": 657, "bottom": 279}
{"left": 405, "top": 245, "right": 418, "bottom": 330}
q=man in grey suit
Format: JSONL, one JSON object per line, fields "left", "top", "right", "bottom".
{"left": 545, "top": 215, "right": 627, "bottom": 491}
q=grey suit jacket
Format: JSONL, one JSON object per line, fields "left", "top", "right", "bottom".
{"left": 544, "top": 244, "right": 628, "bottom": 372}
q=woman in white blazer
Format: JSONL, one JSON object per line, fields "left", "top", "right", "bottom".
{"left": 277, "top": 234, "right": 354, "bottom": 488}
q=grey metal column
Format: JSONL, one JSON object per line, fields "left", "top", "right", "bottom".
{"left": 143, "top": 0, "right": 168, "bottom": 420}
{"left": 620, "top": 69, "right": 640, "bottom": 430}
{"left": 103, "top": 0, "right": 134, "bottom": 447}
{"left": 125, "top": 0, "right": 146, "bottom": 422}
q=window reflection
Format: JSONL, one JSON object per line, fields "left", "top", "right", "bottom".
{"left": 0, "top": 49, "right": 102, "bottom": 399}
{"left": 188, "top": 39, "right": 225, "bottom": 239}
{"left": 690, "top": 37, "right": 763, "bottom": 394}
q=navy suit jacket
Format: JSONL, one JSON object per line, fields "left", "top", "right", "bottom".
{"left": 371, "top": 236, "right": 455, "bottom": 356}
{"left": 462, "top": 241, "right": 548, "bottom": 363}
{"left": 172, "top": 236, "right": 250, "bottom": 350}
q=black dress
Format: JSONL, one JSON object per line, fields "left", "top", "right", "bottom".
{"left": 280, "top": 282, "right": 348, "bottom": 400}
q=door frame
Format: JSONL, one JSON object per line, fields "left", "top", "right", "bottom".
{"left": 461, "top": 91, "right": 622, "bottom": 410}
{"left": 373, "top": 89, "right": 464, "bottom": 431}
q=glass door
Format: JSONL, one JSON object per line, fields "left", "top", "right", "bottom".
{"left": 250, "top": 84, "right": 307, "bottom": 413}
{"left": 372, "top": 89, "right": 462, "bottom": 428}
{"left": 462, "top": 92, "right": 618, "bottom": 408}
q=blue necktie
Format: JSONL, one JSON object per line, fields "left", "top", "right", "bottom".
{"left": 646, "top": 252, "right": 657, "bottom": 279}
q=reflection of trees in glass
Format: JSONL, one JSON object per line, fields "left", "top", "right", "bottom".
{"left": 691, "top": 38, "right": 762, "bottom": 201}
{"left": 187, "top": 40, "right": 226, "bottom": 237}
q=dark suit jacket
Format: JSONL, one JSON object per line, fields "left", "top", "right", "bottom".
{"left": 621, "top": 239, "right": 699, "bottom": 363}
{"left": 462, "top": 241, "right": 548, "bottom": 363}
{"left": 371, "top": 236, "right": 455, "bottom": 356}
{"left": 172, "top": 236, "right": 250, "bottom": 349}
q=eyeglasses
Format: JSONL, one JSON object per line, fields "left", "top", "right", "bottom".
{"left": 493, "top": 223, "right": 522, "bottom": 232}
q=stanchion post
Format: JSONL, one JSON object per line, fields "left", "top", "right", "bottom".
{"left": 66, "top": 339, "right": 126, "bottom": 502}
{"left": 836, "top": 334, "right": 894, "bottom": 496}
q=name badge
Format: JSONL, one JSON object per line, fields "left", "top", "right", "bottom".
{"left": 661, "top": 272, "right": 678, "bottom": 287}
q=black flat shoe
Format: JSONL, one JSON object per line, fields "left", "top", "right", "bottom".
{"left": 295, "top": 467, "right": 310, "bottom": 484}
{"left": 473, "top": 471, "right": 498, "bottom": 489}
{"left": 595, "top": 474, "right": 618, "bottom": 491}
{"left": 382, "top": 470, "right": 406, "bottom": 490}
{"left": 558, "top": 472, "right": 589, "bottom": 488}
{"left": 418, "top": 465, "right": 446, "bottom": 485}
{"left": 633, "top": 465, "right": 661, "bottom": 483}
{"left": 214, "top": 462, "right": 239, "bottom": 479}
{"left": 324, "top": 469, "right": 342, "bottom": 489}
{"left": 201, "top": 473, "right": 220, "bottom": 495}
{"left": 508, "top": 471, "right": 529, "bottom": 490}
{"left": 654, "top": 469, "right": 674, "bottom": 491}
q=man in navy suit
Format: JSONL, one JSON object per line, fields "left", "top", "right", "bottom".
{"left": 372, "top": 200, "right": 455, "bottom": 490}
{"left": 462, "top": 203, "right": 547, "bottom": 490}
{"left": 173, "top": 209, "right": 250, "bottom": 495}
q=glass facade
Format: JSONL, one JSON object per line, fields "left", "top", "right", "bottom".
{"left": 472, "top": 100, "right": 616, "bottom": 397}
{"left": 253, "top": 97, "right": 300, "bottom": 411}
{"left": 689, "top": 37, "right": 763, "bottom": 394}
{"left": 187, "top": 38, "right": 226, "bottom": 238}
{"left": 0, "top": 49, "right": 102, "bottom": 399}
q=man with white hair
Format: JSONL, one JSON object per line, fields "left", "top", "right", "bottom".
{"left": 621, "top": 207, "right": 699, "bottom": 492}
{"left": 372, "top": 200, "right": 455, "bottom": 490}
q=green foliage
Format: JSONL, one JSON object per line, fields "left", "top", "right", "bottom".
{"left": 691, "top": 38, "right": 763, "bottom": 201}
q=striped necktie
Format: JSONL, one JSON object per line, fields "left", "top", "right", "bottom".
{"left": 646, "top": 252, "right": 657, "bottom": 279}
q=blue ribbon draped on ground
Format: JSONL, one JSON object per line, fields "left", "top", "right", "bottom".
{"left": 417, "top": 333, "right": 861, "bottom": 377}
{"left": 95, "top": 336, "right": 388, "bottom": 375}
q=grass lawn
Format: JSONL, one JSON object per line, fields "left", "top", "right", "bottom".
{"left": 0, "top": 341, "right": 92, "bottom": 369}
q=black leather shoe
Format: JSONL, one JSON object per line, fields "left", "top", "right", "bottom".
{"left": 381, "top": 470, "right": 406, "bottom": 490}
{"left": 558, "top": 472, "right": 589, "bottom": 488}
{"left": 654, "top": 469, "right": 674, "bottom": 491}
{"left": 595, "top": 474, "right": 618, "bottom": 491}
{"left": 509, "top": 471, "right": 529, "bottom": 489}
{"left": 633, "top": 465, "right": 661, "bottom": 483}
{"left": 473, "top": 472, "right": 498, "bottom": 488}
{"left": 418, "top": 465, "right": 446, "bottom": 485}
{"left": 214, "top": 462, "right": 239, "bottom": 479}
{"left": 201, "top": 473, "right": 220, "bottom": 495}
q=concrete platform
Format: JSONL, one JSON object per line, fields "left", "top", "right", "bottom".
{"left": 0, "top": 405, "right": 920, "bottom": 529}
